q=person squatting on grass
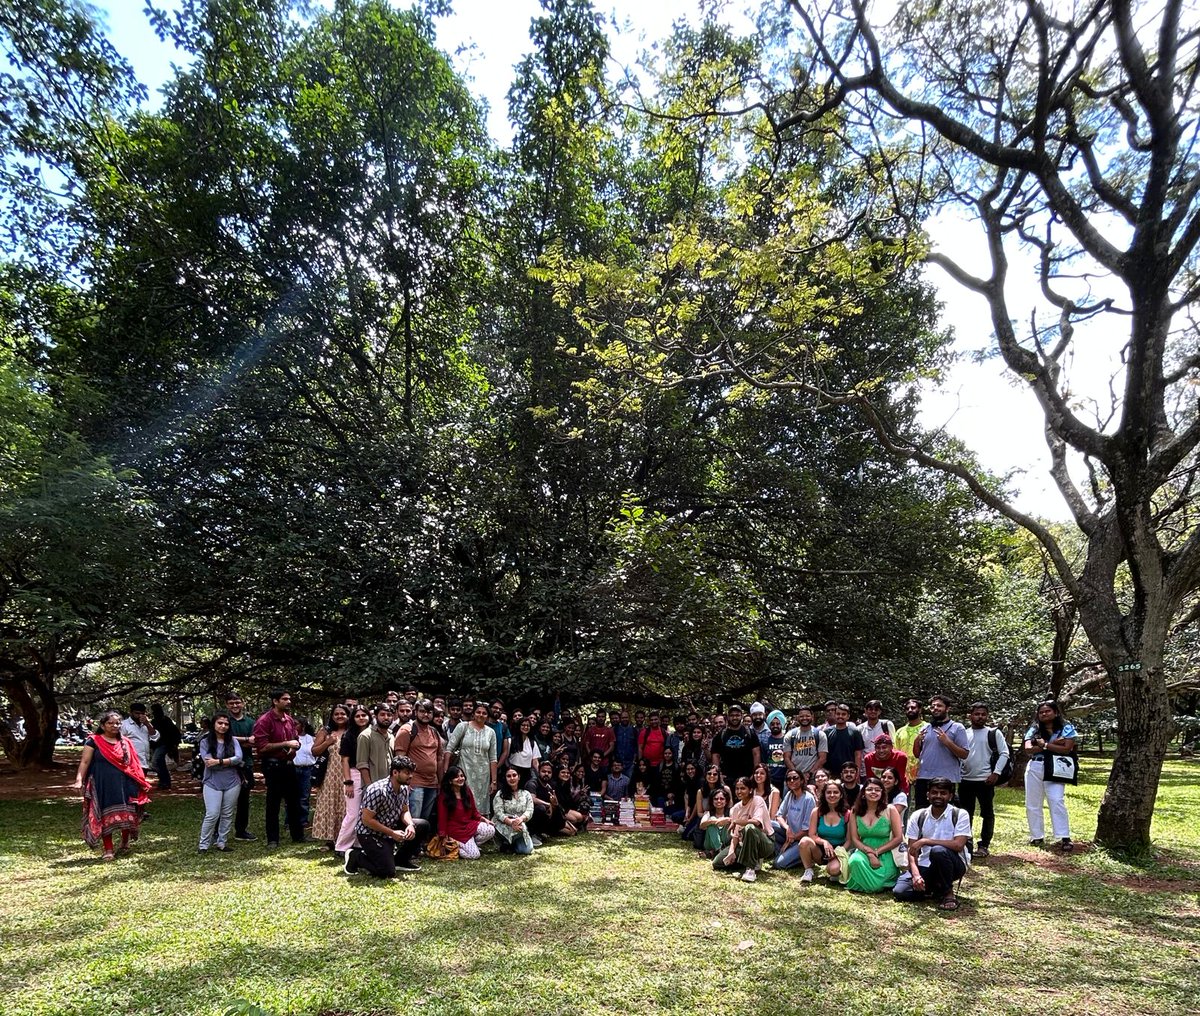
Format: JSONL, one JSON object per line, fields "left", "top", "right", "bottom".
{"left": 342, "top": 755, "right": 432, "bottom": 877}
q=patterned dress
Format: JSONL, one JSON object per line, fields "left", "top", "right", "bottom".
{"left": 491, "top": 789, "right": 534, "bottom": 852}
{"left": 310, "top": 729, "right": 348, "bottom": 843}
{"left": 447, "top": 722, "right": 497, "bottom": 817}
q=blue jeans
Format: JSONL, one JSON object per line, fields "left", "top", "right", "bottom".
{"left": 408, "top": 786, "right": 438, "bottom": 826}
{"left": 772, "top": 822, "right": 804, "bottom": 869}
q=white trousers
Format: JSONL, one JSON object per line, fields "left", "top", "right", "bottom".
{"left": 457, "top": 821, "right": 496, "bottom": 859}
{"left": 1025, "top": 759, "right": 1071, "bottom": 840}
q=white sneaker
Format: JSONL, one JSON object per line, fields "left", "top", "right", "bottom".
{"left": 800, "top": 868, "right": 814, "bottom": 883}
{"left": 741, "top": 867, "right": 757, "bottom": 882}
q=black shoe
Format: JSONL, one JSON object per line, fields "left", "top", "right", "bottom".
{"left": 1029, "top": 838, "right": 1044, "bottom": 848}
{"left": 217, "top": 845, "right": 233, "bottom": 852}
{"left": 396, "top": 860, "right": 421, "bottom": 873}
{"left": 234, "top": 832, "right": 256, "bottom": 841}
{"left": 343, "top": 848, "right": 361, "bottom": 875}
{"left": 1059, "top": 838, "right": 1073, "bottom": 854}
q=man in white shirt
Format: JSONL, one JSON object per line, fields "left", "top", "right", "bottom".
{"left": 118, "top": 702, "right": 159, "bottom": 767}
{"left": 893, "top": 778, "right": 971, "bottom": 910}
{"left": 958, "top": 702, "right": 1010, "bottom": 858}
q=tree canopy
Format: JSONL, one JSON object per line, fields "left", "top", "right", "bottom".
{"left": 1, "top": 0, "right": 1189, "bottom": 849}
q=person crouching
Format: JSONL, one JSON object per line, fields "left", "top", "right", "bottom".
{"left": 343, "top": 755, "right": 431, "bottom": 877}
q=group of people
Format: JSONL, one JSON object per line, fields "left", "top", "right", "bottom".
{"left": 73, "top": 688, "right": 1081, "bottom": 907}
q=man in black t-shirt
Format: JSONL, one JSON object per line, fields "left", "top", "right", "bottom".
{"left": 710, "top": 704, "right": 761, "bottom": 784}
{"left": 824, "top": 703, "right": 865, "bottom": 775}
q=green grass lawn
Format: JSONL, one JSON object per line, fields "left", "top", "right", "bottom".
{"left": 2, "top": 761, "right": 1198, "bottom": 1016}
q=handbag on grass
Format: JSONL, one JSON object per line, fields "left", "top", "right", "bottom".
{"left": 424, "top": 834, "right": 460, "bottom": 860}
{"left": 1043, "top": 751, "right": 1080, "bottom": 784}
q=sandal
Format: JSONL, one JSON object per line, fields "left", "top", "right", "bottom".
{"left": 101, "top": 851, "right": 115, "bottom": 862}
{"left": 938, "top": 895, "right": 961, "bottom": 911}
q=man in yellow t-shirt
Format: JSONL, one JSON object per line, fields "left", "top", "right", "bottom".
{"left": 893, "top": 698, "right": 928, "bottom": 787}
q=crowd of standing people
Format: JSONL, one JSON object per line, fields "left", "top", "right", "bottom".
{"left": 73, "top": 688, "right": 1081, "bottom": 907}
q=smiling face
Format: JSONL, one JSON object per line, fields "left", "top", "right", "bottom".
{"left": 505, "top": 768, "right": 521, "bottom": 788}
{"left": 823, "top": 782, "right": 843, "bottom": 808}
{"left": 929, "top": 698, "right": 949, "bottom": 722}
{"left": 331, "top": 706, "right": 348, "bottom": 729}
{"left": 879, "top": 768, "right": 897, "bottom": 791}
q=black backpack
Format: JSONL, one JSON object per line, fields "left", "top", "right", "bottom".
{"left": 916, "top": 804, "right": 975, "bottom": 856}
{"left": 988, "top": 728, "right": 1014, "bottom": 783}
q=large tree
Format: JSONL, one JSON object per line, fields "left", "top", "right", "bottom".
{"left": 765, "top": 0, "right": 1200, "bottom": 850}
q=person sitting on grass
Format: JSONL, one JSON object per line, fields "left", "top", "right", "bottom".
{"left": 527, "top": 759, "right": 572, "bottom": 838}
{"left": 699, "top": 787, "right": 733, "bottom": 858}
{"left": 797, "top": 779, "right": 848, "bottom": 884}
{"left": 603, "top": 758, "right": 630, "bottom": 801}
{"left": 554, "top": 762, "right": 590, "bottom": 833}
{"left": 771, "top": 770, "right": 816, "bottom": 870}
{"left": 751, "top": 763, "right": 781, "bottom": 815}
{"left": 712, "top": 776, "right": 776, "bottom": 882}
{"left": 343, "top": 755, "right": 431, "bottom": 878}
{"left": 436, "top": 766, "right": 495, "bottom": 860}
{"left": 893, "top": 777, "right": 971, "bottom": 911}
{"left": 844, "top": 776, "right": 903, "bottom": 894}
{"left": 492, "top": 765, "right": 536, "bottom": 854}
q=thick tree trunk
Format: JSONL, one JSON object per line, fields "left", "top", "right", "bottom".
{"left": 1094, "top": 657, "right": 1172, "bottom": 851}
{"left": 1, "top": 673, "right": 61, "bottom": 768}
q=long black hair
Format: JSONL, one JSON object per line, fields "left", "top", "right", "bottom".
{"left": 1036, "top": 699, "right": 1066, "bottom": 737}
{"left": 497, "top": 765, "right": 524, "bottom": 802}
{"left": 203, "top": 709, "right": 236, "bottom": 761}
{"left": 440, "top": 765, "right": 477, "bottom": 815}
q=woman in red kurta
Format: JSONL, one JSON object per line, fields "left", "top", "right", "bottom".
{"left": 437, "top": 766, "right": 496, "bottom": 859}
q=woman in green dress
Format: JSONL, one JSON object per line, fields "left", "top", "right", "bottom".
{"left": 447, "top": 702, "right": 499, "bottom": 817}
{"left": 845, "top": 777, "right": 903, "bottom": 893}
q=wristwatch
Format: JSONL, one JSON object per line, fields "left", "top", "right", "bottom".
{"left": 344, "top": 780, "right": 353, "bottom": 785}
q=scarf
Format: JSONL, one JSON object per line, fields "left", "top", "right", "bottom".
{"left": 93, "top": 735, "right": 152, "bottom": 803}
